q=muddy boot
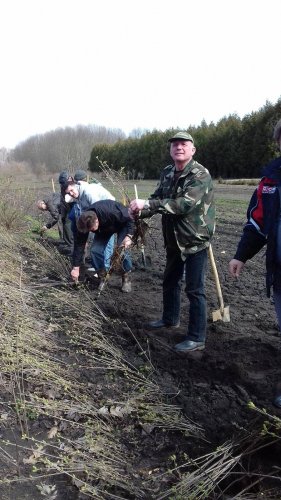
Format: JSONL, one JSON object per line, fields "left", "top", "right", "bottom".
{"left": 97, "top": 269, "right": 107, "bottom": 292}
{"left": 121, "top": 272, "right": 132, "bottom": 293}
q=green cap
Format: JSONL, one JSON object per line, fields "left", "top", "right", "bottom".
{"left": 168, "top": 131, "right": 194, "bottom": 143}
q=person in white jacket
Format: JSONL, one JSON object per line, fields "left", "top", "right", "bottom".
{"left": 64, "top": 179, "right": 115, "bottom": 272}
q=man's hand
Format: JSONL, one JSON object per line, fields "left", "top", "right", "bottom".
{"left": 130, "top": 199, "right": 146, "bottom": 213}
{"left": 121, "top": 236, "right": 133, "bottom": 249}
{"left": 71, "top": 266, "right": 80, "bottom": 282}
{"left": 128, "top": 207, "right": 136, "bottom": 220}
{"left": 229, "top": 259, "right": 244, "bottom": 278}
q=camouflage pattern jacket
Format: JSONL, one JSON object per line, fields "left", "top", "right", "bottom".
{"left": 142, "top": 159, "right": 215, "bottom": 258}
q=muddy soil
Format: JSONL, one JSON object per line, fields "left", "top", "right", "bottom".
{"left": 97, "top": 214, "right": 281, "bottom": 447}
{"left": 77, "top": 183, "right": 281, "bottom": 495}
{"left": 3, "top": 182, "right": 281, "bottom": 498}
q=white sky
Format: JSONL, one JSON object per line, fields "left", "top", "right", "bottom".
{"left": 1, "top": 0, "right": 280, "bottom": 149}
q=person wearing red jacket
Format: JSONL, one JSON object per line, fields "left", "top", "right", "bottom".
{"left": 229, "top": 118, "right": 281, "bottom": 408}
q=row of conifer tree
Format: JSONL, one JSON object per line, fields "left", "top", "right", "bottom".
{"left": 89, "top": 99, "right": 281, "bottom": 179}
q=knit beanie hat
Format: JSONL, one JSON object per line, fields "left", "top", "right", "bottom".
{"left": 74, "top": 169, "right": 87, "bottom": 181}
{"left": 58, "top": 171, "right": 70, "bottom": 184}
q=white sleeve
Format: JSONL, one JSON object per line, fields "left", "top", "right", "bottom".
{"left": 86, "top": 184, "right": 115, "bottom": 203}
{"left": 101, "top": 186, "right": 115, "bottom": 201}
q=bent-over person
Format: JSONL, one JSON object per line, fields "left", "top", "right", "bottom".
{"left": 71, "top": 199, "right": 134, "bottom": 293}
{"left": 64, "top": 179, "right": 115, "bottom": 272}
{"left": 58, "top": 171, "right": 75, "bottom": 255}
{"left": 37, "top": 193, "right": 63, "bottom": 239}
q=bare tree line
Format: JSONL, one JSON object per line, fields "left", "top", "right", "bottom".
{"left": 0, "top": 148, "right": 9, "bottom": 164}
{"left": 10, "top": 124, "right": 126, "bottom": 173}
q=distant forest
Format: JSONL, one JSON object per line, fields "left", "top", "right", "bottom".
{"left": 10, "top": 98, "right": 281, "bottom": 179}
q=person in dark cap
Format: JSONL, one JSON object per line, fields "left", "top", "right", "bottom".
{"left": 74, "top": 170, "right": 88, "bottom": 183}
{"left": 74, "top": 169, "right": 102, "bottom": 186}
{"left": 130, "top": 131, "right": 215, "bottom": 352}
{"left": 58, "top": 171, "right": 74, "bottom": 255}
{"left": 64, "top": 179, "right": 115, "bottom": 280}
{"left": 58, "top": 171, "right": 71, "bottom": 185}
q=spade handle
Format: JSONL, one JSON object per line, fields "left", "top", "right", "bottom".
{"left": 208, "top": 244, "right": 225, "bottom": 313}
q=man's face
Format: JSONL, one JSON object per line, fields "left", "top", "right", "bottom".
{"left": 38, "top": 201, "right": 47, "bottom": 210}
{"left": 90, "top": 220, "right": 99, "bottom": 232}
{"left": 170, "top": 140, "right": 196, "bottom": 164}
{"left": 65, "top": 185, "right": 79, "bottom": 198}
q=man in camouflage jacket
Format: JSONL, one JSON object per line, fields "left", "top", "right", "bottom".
{"left": 130, "top": 131, "right": 215, "bottom": 352}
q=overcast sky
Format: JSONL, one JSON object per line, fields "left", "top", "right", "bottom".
{"left": 1, "top": 0, "right": 280, "bottom": 149}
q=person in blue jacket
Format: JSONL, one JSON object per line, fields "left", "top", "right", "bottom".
{"left": 229, "top": 118, "right": 281, "bottom": 408}
{"left": 64, "top": 178, "right": 115, "bottom": 271}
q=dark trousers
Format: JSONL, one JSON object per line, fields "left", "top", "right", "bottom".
{"left": 162, "top": 247, "right": 208, "bottom": 342}
{"left": 57, "top": 216, "right": 63, "bottom": 240}
{"left": 273, "top": 264, "right": 281, "bottom": 331}
{"left": 62, "top": 216, "right": 74, "bottom": 248}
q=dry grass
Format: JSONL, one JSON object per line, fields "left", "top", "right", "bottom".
{"left": 0, "top": 227, "right": 202, "bottom": 498}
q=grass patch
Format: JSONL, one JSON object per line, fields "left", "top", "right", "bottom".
{"left": 217, "top": 178, "right": 259, "bottom": 186}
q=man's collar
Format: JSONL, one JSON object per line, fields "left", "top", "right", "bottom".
{"left": 174, "top": 158, "right": 194, "bottom": 174}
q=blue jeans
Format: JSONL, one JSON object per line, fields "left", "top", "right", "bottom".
{"left": 90, "top": 234, "right": 114, "bottom": 271}
{"left": 90, "top": 233, "right": 132, "bottom": 273}
{"left": 162, "top": 247, "right": 208, "bottom": 342}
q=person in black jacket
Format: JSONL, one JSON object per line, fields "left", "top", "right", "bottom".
{"left": 37, "top": 193, "right": 63, "bottom": 238}
{"left": 229, "top": 118, "right": 281, "bottom": 407}
{"left": 58, "top": 171, "right": 75, "bottom": 255}
{"left": 70, "top": 200, "right": 134, "bottom": 292}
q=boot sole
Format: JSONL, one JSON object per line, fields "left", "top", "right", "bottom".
{"left": 175, "top": 345, "right": 205, "bottom": 353}
{"left": 147, "top": 324, "right": 180, "bottom": 330}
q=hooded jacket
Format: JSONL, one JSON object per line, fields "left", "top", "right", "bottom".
{"left": 234, "top": 156, "right": 281, "bottom": 296}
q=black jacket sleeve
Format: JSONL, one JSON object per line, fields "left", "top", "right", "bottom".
{"left": 233, "top": 186, "right": 267, "bottom": 262}
{"left": 72, "top": 231, "right": 88, "bottom": 267}
{"left": 234, "top": 225, "right": 266, "bottom": 262}
{"left": 115, "top": 205, "right": 135, "bottom": 245}
{"left": 45, "top": 201, "right": 60, "bottom": 228}
{"left": 42, "top": 194, "right": 60, "bottom": 229}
